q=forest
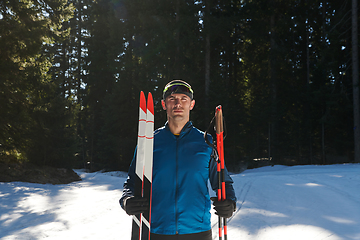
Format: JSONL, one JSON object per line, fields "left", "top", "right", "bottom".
{"left": 1, "top": 0, "right": 359, "bottom": 172}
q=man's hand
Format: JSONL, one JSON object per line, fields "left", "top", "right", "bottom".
{"left": 123, "top": 196, "right": 149, "bottom": 215}
{"left": 211, "top": 197, "right": 236, "bottom": 218}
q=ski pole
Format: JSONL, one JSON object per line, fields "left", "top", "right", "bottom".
{"left": 216, "top": 151, "right": 223, "bottom": 240}
{"left": 215, "top": 106, "right": 227, "bottom": 240}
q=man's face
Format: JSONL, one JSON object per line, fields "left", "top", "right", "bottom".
{"left": 161, "top": 93, "right": 195, "bottom": 122}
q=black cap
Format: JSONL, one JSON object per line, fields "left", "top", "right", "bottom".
{"left": 163, "top": 80, "right": 194, "bottom": 100}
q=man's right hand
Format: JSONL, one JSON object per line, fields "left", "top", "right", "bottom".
{"left": 123, "top": 196, "right": 149, "bottom": 215}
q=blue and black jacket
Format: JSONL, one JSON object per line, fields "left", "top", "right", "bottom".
{"left": 120, "top": 121, "right": 236, "bottom": 235}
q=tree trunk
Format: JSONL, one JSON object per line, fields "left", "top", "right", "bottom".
{"left": 306, "top": 28, "right": 313, "bottom": 164}
{"left": 269, "top": 14, "right": 278, "bottom": 162}
{"left": 205, "top": 34, "right": 210, "bottom": 100}
{"left": 352, "top": 0, "right": 360, "bottom": 162}
{"left": 204, "top": 0, "right": 211, "bottom": 105}
{"left": 174, "top": 0, "right": 180, "bottom": 77}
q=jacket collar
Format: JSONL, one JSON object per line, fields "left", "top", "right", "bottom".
{"left": 165, "top": 121, "right": 193, "bottom": 138}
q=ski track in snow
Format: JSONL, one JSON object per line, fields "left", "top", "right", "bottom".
{"left": 1, "top": 165, "right": 360, "bottom": 240}
{"left": 226, "top": 165, "right": 360, "bottom": 240}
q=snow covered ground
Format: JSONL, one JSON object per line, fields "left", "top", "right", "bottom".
{"left": 0, "top": 164, "right": 359, "bottom": 240}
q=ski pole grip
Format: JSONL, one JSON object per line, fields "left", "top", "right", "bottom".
{"left": 215, "top": 106, "right": 223, "bottom": 134}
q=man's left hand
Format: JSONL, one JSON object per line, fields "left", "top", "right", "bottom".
{"left": 211, "top": 197, "right": 236, "bottom": 218}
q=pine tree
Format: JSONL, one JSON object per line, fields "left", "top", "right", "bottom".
{"left": 0, "top": 0, "right": 74, "bottom": 165}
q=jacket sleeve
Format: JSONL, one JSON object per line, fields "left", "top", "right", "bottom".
{"left": 119, "top": 147, "right": 137, "bottom": 210}
{"left": 209, "top": 149, "right": 237, "bottom": 203}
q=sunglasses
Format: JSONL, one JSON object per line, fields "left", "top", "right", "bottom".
{"left": 163, "top": 83, "right": 193, "bottom": 95}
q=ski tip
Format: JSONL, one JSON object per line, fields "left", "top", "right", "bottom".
{"left": 140, "top": 91, "right": 146, "bottom": 113}
{"left": 147, "top": 92, "right": 154, "bottom": 115}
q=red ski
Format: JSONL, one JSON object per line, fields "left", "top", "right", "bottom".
{"left": 131, "top": 92, "right": 154, "bottom": 240}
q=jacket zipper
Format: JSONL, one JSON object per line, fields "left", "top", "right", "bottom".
{"left": 175, "top": 136, "right": 179, "bottom": 234}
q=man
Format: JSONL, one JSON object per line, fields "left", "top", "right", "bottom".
{"left": 120, "top": 80, "right": 236, "bottom": 240}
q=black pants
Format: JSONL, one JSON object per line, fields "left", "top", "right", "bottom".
{"left": 150, "top": 230, "right": 212, "bottom": 240}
